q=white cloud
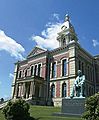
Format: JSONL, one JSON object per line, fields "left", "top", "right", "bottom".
{"left": 32, "top": 14, "right": 63, "bottom": 49}
{"left": 92, "top": 39, "right": 99, "bottom": 47}
{"left": 0, "top": 30, "right": 25, "bottom": 60}
{"left": 52, "top": 13, "right": 60, "bottom": 21}
{"left": 9, "top": 73, "right": 14, "bottom": 79}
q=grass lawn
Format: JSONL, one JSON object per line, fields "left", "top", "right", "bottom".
{"left": 30, "top": 105, "right": 82, "bottom": 120}
{"left": 0, "top": 105, "right": 82, "bottom": 120}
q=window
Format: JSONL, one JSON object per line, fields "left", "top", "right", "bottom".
{"left": 19, "top": 71, "right": 22, "bottom": 78}
{"left": 63, "top": 38, "right": 66, "bottom": 46}
{"left": 31, "top": 66, "right": 34, "bottom": 76}
{"left": 38, "top": 64, "right": 41, "bottom": 77}
{"left": 25, "top": 70, "right": 27, "bottom": 77}
{"left": 89, "top": 86, "right": 91, "bottom": 96}
{"left": 82, "top": 62, "right": 84, "bottom": 74}
{"left": 62, "top": 83, "right": 67, "bottom": 97}
{"left": 51, "top": 84, "right": 55, "bottom": 98}
{"left": 79, "top": 60, "right": 81, "bottom": 70}
{"left": 88, "top": 66, "right": 90, "bottom": 81}
{"left": 62, "top": 59, "right": 67, "bottom": 76}
{"left": 34, "top": 65, "right": 37, "bottom": 76}
{"left": 52, "top": 62, "right": 56, "bottom": 78}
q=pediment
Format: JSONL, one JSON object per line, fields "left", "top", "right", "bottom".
{"left": 27, "top": 46, "right": 46, "bottom": 58}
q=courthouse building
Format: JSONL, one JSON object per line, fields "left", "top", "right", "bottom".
{"left": 12, "top": 15, "right": 99, "bottom": 106}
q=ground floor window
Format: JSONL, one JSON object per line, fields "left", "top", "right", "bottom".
{"left": 62, "top": 83, "right": 67, "bottom": 97}
{"left": 51, "top": 84, "right": 55, "bottom": 98}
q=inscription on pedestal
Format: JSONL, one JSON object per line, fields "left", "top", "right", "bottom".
{"left": 62, "top": 98, "right": 85, "bottom": 115}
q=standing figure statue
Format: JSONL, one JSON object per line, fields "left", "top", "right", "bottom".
{"left": 70, "top": 70, "right": 85, "bottom": 98}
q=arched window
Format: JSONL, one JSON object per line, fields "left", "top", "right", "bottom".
{"left": 63, "top": 38, "right": 66, "bottom": 46}
{"left": 52, "top": 62, "right": 56, "bottom": 78}
{"left": 25, "top": 70, "right": 27, "bottom": 77}
{"left": 82, "top": 62, "right": 84, "bottom": 74}
{"left": 38, "top": 64, "right": 41, "bottom": 77}
{"left": 19, "top": 71, "right": 22, "bottom": 78}
{"left": 31, "top": 66, "right": 34, "bottom": 76}
{"left": 62, "top": 59, "right": 67, "bottom": 76}
{"left": 51, "top": 84, "right": 55, "bottom": 98}
{"left": 89, "top": 86, "right": 91, "bottom": 96}
{"left": 62, "top": 83, "right": 67, "bottom": 97}
{"left": 34, "top": 65, "right": 37, "bottom": 76}
{"left": 88, "top": 66, "right": 90, "bottom": 81}
{"left": 78, "top": 60, "right": 81, "bottom": 70}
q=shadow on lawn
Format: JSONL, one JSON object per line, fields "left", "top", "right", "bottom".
{"left": 29, "top": 116, "right": 41, "bottom": 120}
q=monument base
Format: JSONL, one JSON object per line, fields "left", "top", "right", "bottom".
{"left": 61, "top": 97, "right": 85, "bottom": 116}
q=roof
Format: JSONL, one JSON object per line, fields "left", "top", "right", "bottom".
{"left": 27, "top": 46, "right": 47, "bottom": 58}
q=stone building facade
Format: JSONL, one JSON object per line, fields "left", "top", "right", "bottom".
{"left": 12, "top": 15, "right": 99, "bottom": 106}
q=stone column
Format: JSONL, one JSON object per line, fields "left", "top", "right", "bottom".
{"left": 36, "top": 65, "right": 38, "bottom": 76}
{"left": 21, "top": 83, "right": 24, "bottom": 98}
{"left": 18, "top": 84, "right": 21, "bottom": 97}
{"left": 33, "top": 82, "right": 35, "bottom": 97}
{"left": 39, "top": 85, "right": 42, "bottom": 97}
{"left": 26, "top": 83, "right": 29, "bottom": 99}
{"left": 29, "top": 82, "right": 33, "bottom": 98}
{"left": 14, "top": 84, "right": 18, "bottom": 99}
{"left": 29, "top": 82, "right": 35, "bottom": 98}
{"left": 22, "top": 83, "right": 26, "bottom": 98}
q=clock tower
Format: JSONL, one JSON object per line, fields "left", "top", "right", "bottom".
{"left": 57, "top": 14, "right": 78, "bottom": 47}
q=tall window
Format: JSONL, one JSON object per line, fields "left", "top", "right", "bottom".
{"left": 82, "top": 62, "right": 84, "bottom": 74}
{"left": 63, "top": 38, "right": 66, "bottom": 46}
{"left": 25, "top": 70, "right": 27, "bottom": 77}
{"left": 31, "top": 66, "right": 34, "bottom": 76}
{"left": 52, "top": 62, "right": 56, "bottom": 78}
{"left": 34, "top": 65, "right": 37, "bottom": 76}
{"left": 88, "top": 66, "right": 90, "bottom": 81}
{"left": 79, "top": 60, "right": 81, "bottom": 70}
{"left": 19, "top": 71, "right": 22, "bottom": 78}
{"left": 51, "top": 84, "right": 55, "bottom": 98}
{"left": 62, "top": 83, "right": 67, "bottom": 97}
{"left": 38, "top": 64, "right": 41, "bottom": 77}
{"left": 62, "top": 59, "right": 67, "bottom": 76}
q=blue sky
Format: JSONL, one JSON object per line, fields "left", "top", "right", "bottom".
{"left": 0, "top": 0, "right": 99, "bottom": 99}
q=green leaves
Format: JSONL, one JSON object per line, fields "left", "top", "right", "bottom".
{"left": 82, "top": 92, "right": 99, "bottom": 120}
{"left": 2, "top": 99, "right": 30, "bottom": 120}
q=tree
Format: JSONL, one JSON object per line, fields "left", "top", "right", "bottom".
{"left": 0, "top": 98, "right": 4, "bottom": 103}
{"left": 82, "top": 92, "right": 99, "bottom": 120}
{"left": 3, "top": 99, "right": 33, "bottom": 120}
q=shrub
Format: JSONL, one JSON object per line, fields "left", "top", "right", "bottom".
{"left": 82, "top": 92, "right": 99, "bottom": 120}
{"left": 1, "top": 98, "right": 4, "bottom": 102}
{"left": 3, "top": 99, "right": 31, "bottom": 120}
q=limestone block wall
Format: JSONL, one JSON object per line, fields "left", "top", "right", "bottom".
{"left": 50, "top": 79, "right": 71, "bottom": 107}
{"left": 69, "top": 60, "right": 75, "bottom": 75}
{"left": 75, "top": 44, "right": 96, "bottom": 96}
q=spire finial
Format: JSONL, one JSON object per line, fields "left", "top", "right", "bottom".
{"left": 65, "top": 14, "right": 70, "bottom": 22}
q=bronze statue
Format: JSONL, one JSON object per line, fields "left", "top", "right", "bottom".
{"left": 70, "top": 70, "right": 85, "bottom": 98}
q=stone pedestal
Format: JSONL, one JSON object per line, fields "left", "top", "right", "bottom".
{"left": 61, "top": 97, "right": 85, "bottom": 116}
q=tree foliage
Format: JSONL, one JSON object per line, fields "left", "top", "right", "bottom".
{"left": 82, "top": 92, "right": 99, "bottom": 120}
{"left": 3, "top": 99, "right": 31, "bottom": 120}
{"left": 0, "top": 98, "right": 4, "bottom": 103}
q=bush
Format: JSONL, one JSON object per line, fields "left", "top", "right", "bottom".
{"left": 82, "top": 92, "right": 99, "bottom": 120}
{"left": 3, "top": 99, "right": 31, "bottom": 120}
{"left": 1, "top": 98, "right": 4, "bottom": 102}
